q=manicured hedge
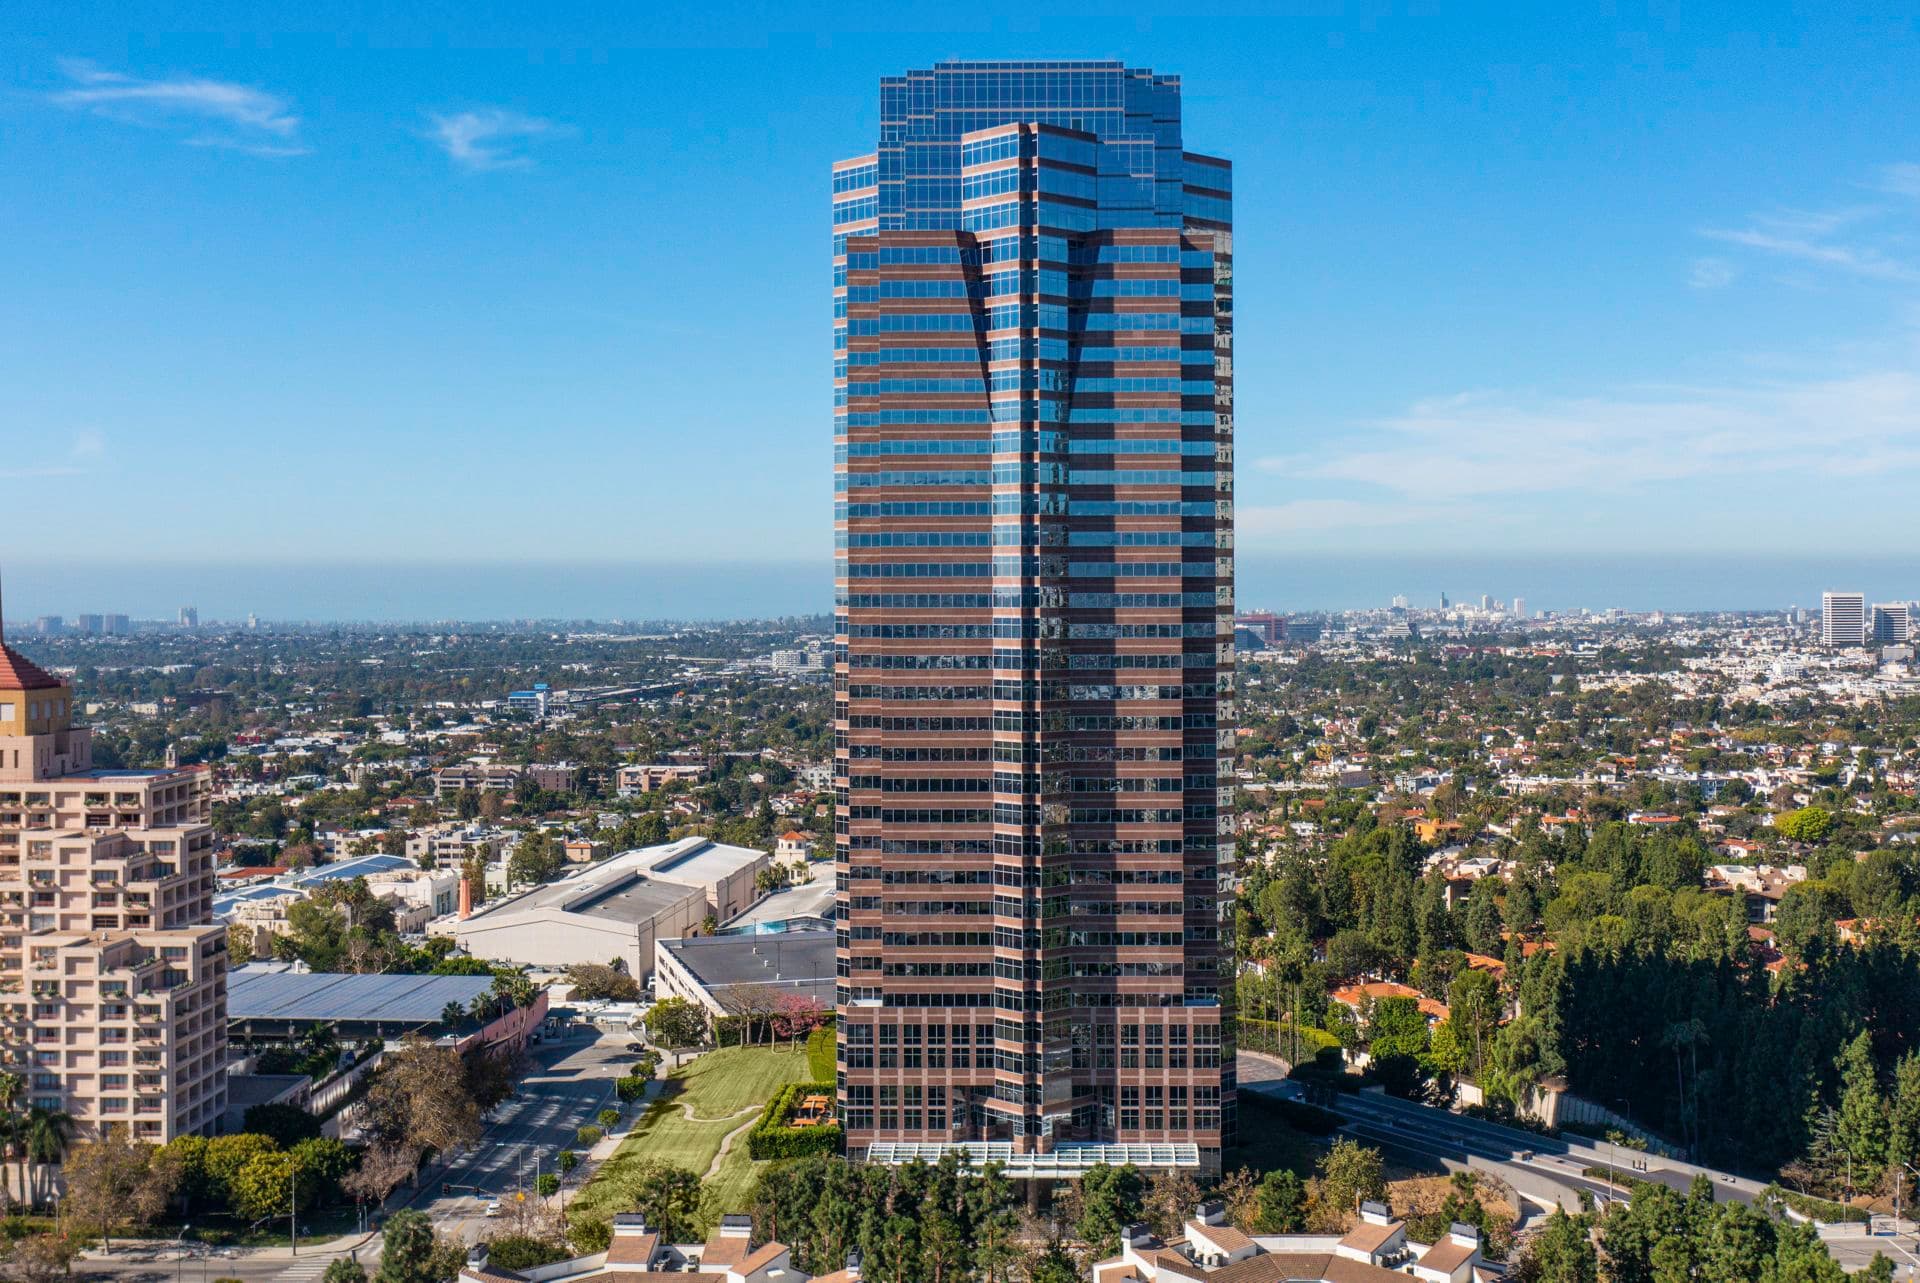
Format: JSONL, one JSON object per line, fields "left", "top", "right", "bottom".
{"left": 746, "top": 1081, "right": 842, "bottom": 1160}
{"left": 1760, "top": 1184, "right": 1869, "bottom": 1225}
{"left": 1239, "top": 1017, "right": 1342, "bottom": 1060}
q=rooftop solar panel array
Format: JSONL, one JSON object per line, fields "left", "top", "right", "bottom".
{"left": 228, "top": 968, "right": 496, "bottom": 1023}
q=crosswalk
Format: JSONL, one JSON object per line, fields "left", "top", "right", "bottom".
{"left": 276, "top": 1255, "right": 347, "bottom": 1282}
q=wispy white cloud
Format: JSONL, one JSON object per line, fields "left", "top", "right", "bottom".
{"left": 1700, "top": 168, "right": 1920, "bottom": 283}
{"left": 49, "top": 58, "right": 306, "bottom": 156}
{"left": 1258, "top": 370, "right": 1920, "bottom": 503}
{"left": 425, "top": 109, "right": 570, "bottom": 171}
{"left": 1876, "top": 162, "right": 1920, "bottom": 200}
{"left": 1689, "top": 257, "right": 1738, "bottom": 290}
{"left": 1, "top": 431, "right": 107, "bottom": 480}
{"left": 1246, "top": 164, "right": 1920, "bottom": 545}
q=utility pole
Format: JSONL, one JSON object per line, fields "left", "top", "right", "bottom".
{"left": 289, "top": 1166, "right": 298, "bottom": 1256}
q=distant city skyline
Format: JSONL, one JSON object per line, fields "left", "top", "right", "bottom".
{"left": 8, "top": 556, "right": 1920, "bottom": 624}
{"left": 7, "top": 5, "right": 1920, "bottom": 569}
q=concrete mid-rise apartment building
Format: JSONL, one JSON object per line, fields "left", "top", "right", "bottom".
{"left": 0, "top": 637, "right": 227, "bottom": 1141}
{"left": 406, "top": 822, "right": 503, "bottom": 870}
{"left": 615, "top": 763, "right": 708, "bottom": 796}
{"left": 832, "top": 61, "right": 1236, "bottom": 1176}
{"left": 1822, "top": 591, "right": 1867, "bottom": 648}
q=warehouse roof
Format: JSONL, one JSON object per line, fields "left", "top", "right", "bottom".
{"left": 657, "top": 929, "right": 834, "bottom": 1006}
{"left": 229, "top": 965, "right": 494, "bottom": 1023}
{"left": 468, "top": 847, "right": 703, "bottom": 927}
{"left": 289, "top": 853, "right": 413, "bottom": 888}
{"left": 639, "top": 836, "right": 767, "bottom": 887}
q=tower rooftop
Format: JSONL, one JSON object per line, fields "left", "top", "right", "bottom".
{"left": 0, "top": 643, "right": 62, "bottom": 692}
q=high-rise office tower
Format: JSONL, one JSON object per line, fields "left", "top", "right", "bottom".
{"left": 0, "top": 630, "right": 227, "bottom": 1140}
{"left": 1822, "top": 592, "right": 1867, "bottom": 648}
{"left": 178, "top": 606, "right": 198, "bottom": 629}
{"left": 833, "top": 61, "right": 1234, "bottom": 1174}
{"left": 1511, "top": 597, "right": 1526, "bottom": 622}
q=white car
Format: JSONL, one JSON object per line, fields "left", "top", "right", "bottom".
{"left": 484, "top": 1200, "right": 502, "bottom": 1218}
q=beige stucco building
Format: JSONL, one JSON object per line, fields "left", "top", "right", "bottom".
{"left": 0, "top": 639, "right": 227, "bottom": 1141}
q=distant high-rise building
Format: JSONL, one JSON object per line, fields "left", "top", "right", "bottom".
{"left": 1440, "top": 593, "right": 1450, "bottom": 609}
{"left": 1512, "top": 597, "right": 1526, "bottom": 622}
{"left": 178, "top": 606, "right": 198, "bottom": 628}
{"left": 833, "top": 60, "right": 1234, "bottom": 1172}
{"left": 1873, "top": 602, "right": 1911, "bottom": 644}
{"left": 1479, "top": 594, "right": 1492, "bottom": 611}
{"left": 102, "top": 614, "right": 129, "bottom": 636}
{"left": 32, "top": 616, "right": 61, "bottom": 636}
{"left": 0, "top": 626, "right": 226, "bottom": 1140}
{"left": 1390, "top": 595, "right": 1408, "bottom": 610}
{"left": 1237, "top": 612, "right": 1284, "bottom": 646}
{"left": 74, "top": 614, "right": 103, "bottom": 635}
{"left": 1823, "top": 592, "right": 1867, "bottom": 648}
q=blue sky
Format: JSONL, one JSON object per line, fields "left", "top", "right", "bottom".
{"left": 6, "top": 2, "right": 1920, "bottom": 587}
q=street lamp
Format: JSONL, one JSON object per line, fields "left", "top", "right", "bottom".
{"left": 1896, "top": 1163, "right": 1920, "bottom": 1240}
{"left": 174, "top": 1225, "right": 191, "bottom": 1283}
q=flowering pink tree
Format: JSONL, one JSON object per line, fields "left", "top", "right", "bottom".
{"left": 772, "top": 993, "right": 827, "bottom": 1045}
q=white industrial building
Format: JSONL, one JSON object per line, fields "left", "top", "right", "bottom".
{"left": 447, "top": 837, "right": 770, "bottom": 977}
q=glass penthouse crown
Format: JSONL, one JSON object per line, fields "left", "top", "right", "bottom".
{"left": 831, "top": 60, "right": 1235, "bottom": 1174}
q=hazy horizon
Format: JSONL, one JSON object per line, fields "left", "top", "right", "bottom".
{"left": 5, "top": 555, "right": 1914, "bottom": 625}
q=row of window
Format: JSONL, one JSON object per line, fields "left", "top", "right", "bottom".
{"left": 833, "top": 195, "right": 879, "bottom": 225}
{"left": 1060, "top": 470, "right": 1215, "bottom": 486}
{"left": 841, "top": 501, "right": 993, "bottom": 517}
{"left": 833, "top": 163, "right": 878, "bottom": 193}
{"left": 1066, "top": 593, "right": 1223, "bottom": 608}
{"left": 841, "top": 593, "right": 992, "bottom": 608}
{"left": 842, "top": 469, "right": 991, "bottom": 487}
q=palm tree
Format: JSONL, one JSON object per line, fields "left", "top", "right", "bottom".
{"left": 440, "top": 1001, "right": 467, "bottom": 1030}
{"left": 0, "top": 1072, "right": 21, "bottom": 1212}
{"left": 22, "top": 1107, "right": 75, "bottom": 1208}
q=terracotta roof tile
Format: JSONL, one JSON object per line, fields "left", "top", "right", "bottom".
{"left": 606, "top": 1231, "right": 661, "bottom": 1265}
{"left": 0, "top": 644, "right": 62, "bottom": 692}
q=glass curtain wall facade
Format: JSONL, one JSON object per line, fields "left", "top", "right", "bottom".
{"left": 833, "top": 61, "right": 1235, "bottom": 1171}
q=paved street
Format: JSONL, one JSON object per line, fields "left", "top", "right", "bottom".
{"left": 75, "top": 1026, "right": 641, "bottom": 1283}
{"left": 395, "top": 1024, "right": 635, "bottom": 1245}
{"left": 1819, "top": 1222, "right": 1920, "bottom": 1278}
{"left": 1239, "top": 1051, "right": 1770, "bottom": 1223}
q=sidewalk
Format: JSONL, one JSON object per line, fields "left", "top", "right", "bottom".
{"left": 79, "top": 1228, "right": 379, "bottom": 1264}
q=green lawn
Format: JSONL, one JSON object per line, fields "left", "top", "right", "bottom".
{"left": 570, "top": 1045, "right": 809, "bottom": 1232}
{"left": 669, "top": 1044, "right": 812, "bottom": 1117}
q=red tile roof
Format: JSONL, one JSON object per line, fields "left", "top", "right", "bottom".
{"left": 0, "top": 644, "right": 62, "bottom": 692}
